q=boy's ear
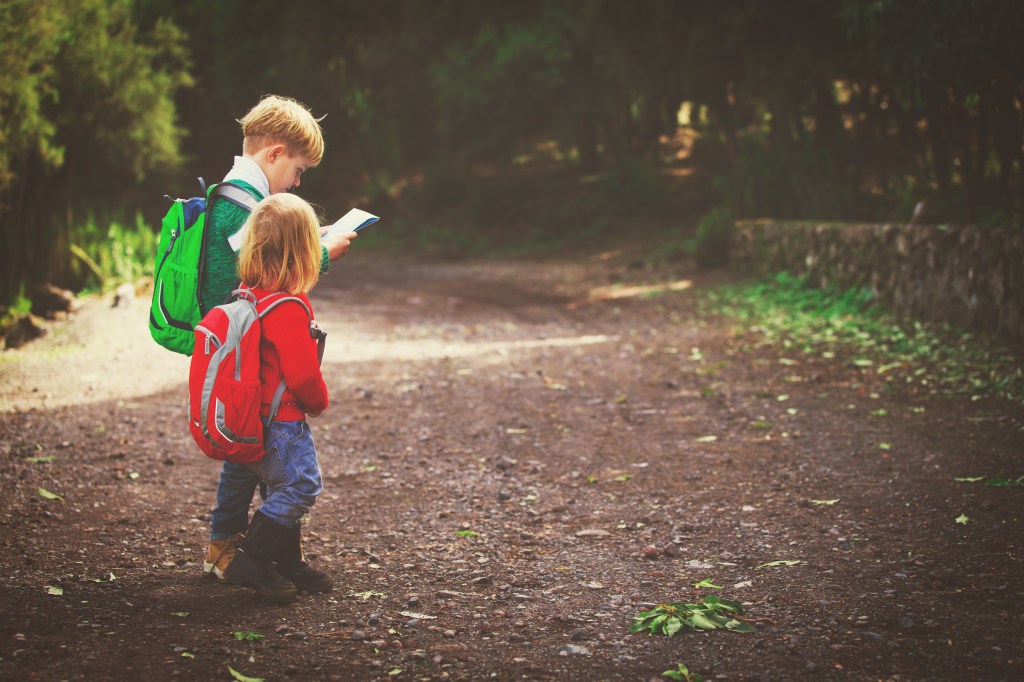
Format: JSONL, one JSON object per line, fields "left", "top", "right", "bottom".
{"left": 266, "top": 143, "right": 288, "bottom": 163}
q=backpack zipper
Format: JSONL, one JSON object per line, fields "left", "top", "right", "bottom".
{"left": 153, "top": 221, "right": 180, "bottom": 283}
{"left": 194, "top": 324, "right": 222, "bottom": 355}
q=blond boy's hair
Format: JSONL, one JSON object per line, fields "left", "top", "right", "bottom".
{"left": 238, "top": 194, "right": 322, "bottom": 294}
{"left": 239, "top": 94, "right": 325, "bottom": 164}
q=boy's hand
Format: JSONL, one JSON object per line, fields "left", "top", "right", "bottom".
{"left": 322, "top": 229, "right": 357, "bottom": 261}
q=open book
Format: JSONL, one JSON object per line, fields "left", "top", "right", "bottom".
{"left": 322, "top": 208, "right": 379, "bottom": 239}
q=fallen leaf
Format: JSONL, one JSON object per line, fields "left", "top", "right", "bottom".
{"left": 575, "top": 529, "right": 611, "bottom": 537}
{"left": 399, "top": 611, "right": 436, "bottom": 620}
{"left": 757, "top": 560, "right": 802, "bottom": 568}
{"left": 346, "top": 590, "right": 386, "bottom": 600}
{"left": 955, "top": 514, "right": 969, "bottom": 525}
{"left": 809, "top": 499, "right": 839, "bottom": 506}
{"left": 46, "top": 586, "right": 63, "bottom": 595}
{"left": 36, "top": 487, "right": 64, "bottom": 502}
{"left": 695, "top": 435, "right": 718, "bottom": 443}
{"left": 228, "top": 666, "right": 264, "bottom": 682}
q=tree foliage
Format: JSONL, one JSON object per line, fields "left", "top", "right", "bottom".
{"left": 0, "top": 0, "right": 190, "bottom": 304}
{"left": 1, "top": 0, "right": 1022, "bottom": 307}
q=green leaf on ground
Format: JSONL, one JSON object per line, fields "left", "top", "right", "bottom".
{"left": 757, "top": 560, "right": 802, "bottom": 568}
{"left": 25, "top": 456, "right": 56, "bottom": 463}
{"left": 695, "top": 435, "right": 717, "bottom": 442}
{"left": 454, "top": 530, "right": 478, "bottom": 537}
{"left": 180, "top": 652, "right": 194, "bottom": 659}
{"left": 662, "top": 662, "right": 703, "bottom": 681}
{"left": 613, "top": 473, "right": 633, "bottom": 482}
{"left": 631, "top": 596, "right": 754, "bottom": 636}
{"left": 809, "top": 499, "right": 839, "bottom": 506}
{"left": 171, "top": 611, "right": 189, "bottom": 618}
{"left": 693, "top": 578, "right": 723, "bottom": 589}
{"left": 346, "top": 590, "right": 386, "bottom": 600}
{"left": 955, "top": 475, "right": 1024, "bottom": 487}
{"left": 984, "top": 476, "right": 1024, "bottom": 487}
{"left": 955, "top": 514, "right": 969, "bottom": 525}
{"left": 36, "top": 487, "right": 64, "bottom": 502}
{"left": 228, "top": 666, "right": 264, "bottom": 682}
{"left": 46, "top": 586, "right": 63, "bottom": 595}
{"left": 231, "top": 631, "right": 264, "bottom": 641}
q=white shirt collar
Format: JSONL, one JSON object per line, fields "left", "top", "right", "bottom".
{"left": 223, "top": 155, "right": 269, "bottom": 199}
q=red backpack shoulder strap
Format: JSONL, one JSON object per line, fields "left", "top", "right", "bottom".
{"left": 254, "top": 293, "right": 325, "bottom": 421}
{"left": 255, "top": 292, "right": 311, "bottom": 320}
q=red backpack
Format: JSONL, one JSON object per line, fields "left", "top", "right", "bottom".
{"left": 187, "top": 288, "right": 325, "bottom": 463}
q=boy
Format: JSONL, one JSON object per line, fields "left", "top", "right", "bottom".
{"left": 201, "top": 94, "right": 354, "bottom": 594}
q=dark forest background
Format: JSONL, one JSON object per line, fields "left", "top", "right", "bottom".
{"left": 1, "top": 0, "right": 1022, "bottom": 309}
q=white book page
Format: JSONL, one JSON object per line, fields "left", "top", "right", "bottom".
{"left": 324, "top": 208, "right": 379, "bottom": 238}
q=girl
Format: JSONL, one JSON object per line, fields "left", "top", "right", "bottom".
{"left": 223, "top": 193, "right": 332, "bottom": 600}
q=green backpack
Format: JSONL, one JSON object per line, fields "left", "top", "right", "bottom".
{"left": 148, "top": 179, "right": 260, "bottom": 355}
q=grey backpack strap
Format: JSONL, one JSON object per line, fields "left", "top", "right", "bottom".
{"left": 258, "top": 294, "right": 325, "bottom": 421}
{"left": 211, "top": 182, "right": 260, "bottom": 212}
{"left": 268, "top": 380, "right": 289, "bottom": 421}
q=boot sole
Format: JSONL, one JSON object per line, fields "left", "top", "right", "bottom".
{"left": 224, "top": 561, "right": 297, "bottom": 601}
{"left": 293, "top": 580, "right": 333, "bottom": 594}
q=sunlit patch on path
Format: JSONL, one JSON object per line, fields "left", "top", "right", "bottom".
{"left": 566, "top": 279, "right": 693, "bottom": 309}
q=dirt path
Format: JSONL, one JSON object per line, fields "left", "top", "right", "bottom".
{"left": 1, "top": 251, "right": 1022, "bottom": 681}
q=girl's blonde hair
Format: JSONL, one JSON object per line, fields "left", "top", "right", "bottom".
{"left": 238, "top": 194, "right": 322, "bottom": 294}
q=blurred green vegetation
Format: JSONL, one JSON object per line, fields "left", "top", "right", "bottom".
{"left": 2, "top": 0, "right": 1022, "bottom": 309}
{"left": 703, "top": 272, "right": 1024, "bottom": 404}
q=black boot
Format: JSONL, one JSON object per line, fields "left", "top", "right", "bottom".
{"left": 277, "top": 522, "right": 334, "bottom": 593}
{"left": 223, "top": 509, "right": 297, "bottom": 601}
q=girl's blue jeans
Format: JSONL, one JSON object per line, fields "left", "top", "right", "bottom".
{"left": 209, "top": 419, "right": 322, "bottom": 538}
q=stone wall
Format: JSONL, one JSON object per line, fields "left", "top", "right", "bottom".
{"left": 731, "top": 220, "right": 1024, "bottom": 345}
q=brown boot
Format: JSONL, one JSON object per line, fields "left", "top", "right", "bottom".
{"left": 277, "top": 522, "right": 334, "bottom": 593}
{"left": 223, "top": 510, "right": 297, "bottom": 601}
{"left": 203, "top": 533, "right": 244, "bottom": 581}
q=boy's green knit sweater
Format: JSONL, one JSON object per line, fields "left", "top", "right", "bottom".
{"left": 199, "top": 180, "right": 330, "bottom": 315}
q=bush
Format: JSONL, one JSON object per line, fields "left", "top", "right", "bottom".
{"left": 693, "top": 206, "right": 734, "bottom": 268}
{"left": 64, "top": 213, "right": 156, "bottom": 294}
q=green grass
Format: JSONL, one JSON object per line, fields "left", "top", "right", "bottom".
{"left": 701, "top": 272, "right": 1024, "bottom": 404}
{"left": 69, "top": 212, "right": 156, "bottom": 294}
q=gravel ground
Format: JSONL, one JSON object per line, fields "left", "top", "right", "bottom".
{"left": 1, "top": 250, "right": 1022, "bottom": 681}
